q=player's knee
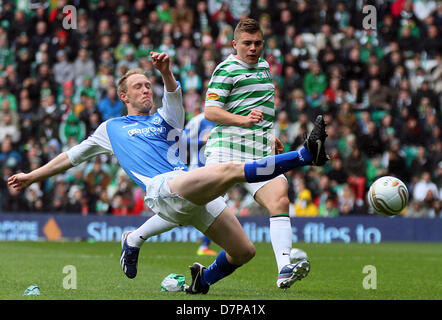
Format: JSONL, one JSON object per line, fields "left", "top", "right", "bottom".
{"left": 267, "top": 195, "right": 290, "bottom": 214}
{"left": 230, "top": 241, "right": 255, "bottom": 265}
{"left": 238, "top": 242, "right": 256, "bottom": 265}
{"left": 218, "top": 162, "right": 243, "bottom": 181}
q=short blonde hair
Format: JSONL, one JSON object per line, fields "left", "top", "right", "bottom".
{"left": 233, "top": 18, "right": 262, "bottom": 41}
{"left": 117, "top": 68, "right": 147, "bottom": 99}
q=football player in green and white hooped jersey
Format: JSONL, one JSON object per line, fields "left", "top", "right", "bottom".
{"left": 204, "top": 18, "right": 309, "bottom": 289}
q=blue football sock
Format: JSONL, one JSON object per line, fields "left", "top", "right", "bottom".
{"left": 200, "top": 250, "right": 239, "bottom": 287}
{"left": 244, "top": 147, "right": 312, "bottom": 183}
{"left": 201, "top": 236, "right": 211, "bottom": 248}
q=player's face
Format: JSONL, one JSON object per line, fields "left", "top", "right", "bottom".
{"left": 124, "top": 74, "right": 154, "bottom": 115}
{"left": 233, "top": 31, "right": 264, "bottom": 65}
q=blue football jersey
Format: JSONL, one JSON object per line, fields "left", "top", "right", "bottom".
{"left": 66, "top": 85, "right": 187, "bottom": 191}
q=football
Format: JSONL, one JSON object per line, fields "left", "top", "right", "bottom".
{"left": 290, "top": 248, "right": 308, "bottom": 263}
{"left": 368, "top": 176, "right": 409, "bottom": 216}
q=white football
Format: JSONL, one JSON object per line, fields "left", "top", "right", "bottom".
{"left": 367, "top": 176, "right": 409, "bottom": 216}
{"left": 290, "top": 248, "right": 308, "bottom": 263}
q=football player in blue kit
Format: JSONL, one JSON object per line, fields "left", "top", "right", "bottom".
{"left": 8, "top": 52, "right": 328, "bottom": 294}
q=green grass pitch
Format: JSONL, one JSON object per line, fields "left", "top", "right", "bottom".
{"left": 0, "top": 241, "right": 441, "bottom": 300}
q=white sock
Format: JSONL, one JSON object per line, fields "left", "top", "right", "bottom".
{"left": 127, "top": 214, "right": 178, "bottom": 247}
{"left": 269, "top": 216, "right": 292, "bottom": 272}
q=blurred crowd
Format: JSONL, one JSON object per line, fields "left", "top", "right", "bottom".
{"left": 0, "top": 0, "right": 440, "bottom": 218}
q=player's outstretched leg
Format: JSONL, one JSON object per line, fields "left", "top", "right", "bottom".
{"left": 186, "top": 262, "right": 210, "bottom": 294}
{"left": 120, "top": 231, "right": 140, "bottom": 279}
{"left": 186, "top": 208, "right": 255, "bottom": 294}
{"left": 169, "top": 114, "right": 330, "bottom": 205}
{"left": 277, "top": 259, "right": 311, "bottom": 289}
{"left": 303, "top": 115, "right": 329, "bottom": 166}
{"left": 120, "top": 215, "right": 178, "bottom": 279}
{"left": 197, "top": 236, "right": 217, "bottom": 256}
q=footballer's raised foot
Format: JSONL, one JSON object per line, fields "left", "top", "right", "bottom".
{"left": 120, "top": 230, "right": 140, "bottom": 279}
{"left": 304, "top": 115, "right": 330, "bottom": 166}
{"left": 185, "top": 262, "right": 210, "bottom": 294}
{"left": 277, "top": 259, "right": 310, "bottom": 289}
{"left": 197, "top": 248, "right": 218, "bottom": 256}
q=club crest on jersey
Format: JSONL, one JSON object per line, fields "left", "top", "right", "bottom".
{"left": 207, "top": 92, "right": 220, "bottom": 101}
{"left": 152, "top": 115, "right": 162, "bottom": 125}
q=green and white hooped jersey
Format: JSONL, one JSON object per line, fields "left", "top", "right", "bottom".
{"left": 204, "top": 54, "right": 275, "bottom": 162}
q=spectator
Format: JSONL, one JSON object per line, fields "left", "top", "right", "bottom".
{"left": 97, "top": 87, "right": 123, "bottom": 121}
{"left": 156, "top": 0, "right": 173, "bottom": 24}
{"left": 0, "top": 112, "right": 20, "bottom": 143}
{"left": 29, "top": 21, "right": 51, "bottom": 56}
{"left": 146, "top": 11, "right": 164, "bottom": 47}
{"left": 0, "top": 136, "right": 22, "bottom": 169}
{"left": 73, "top": 48, "right": 96, "bottom": 87}
{"left": 359, "top": 121, "right": 384, "bottom": 158}
{"left": 50, "top": 179, "right": 69, "bottom": 212}
{"left": 318, "top": 197, "right": 339, "bottom": 217}
{"left": 344, "top": 147, "right": 367, "bottom": 207}
{"left": 337, "top": 102, "right": 358, "bottom": 132}
{"left": 1, "top": 169, "right": 26, "bottom": 212}
{"left": 293, "top": 184, "right": 318, "bottom": 217}
{"left": 303, "top": 61, "right": 328, "bottom": 108}
{"left": 177, "top": 37, "right": 198, "bottom": 68}
{"left": 58, "top": 112, "right": 86, "bottom": 146}
{"left": 338, "top": 183, "right": 355, "bottom": 215}
{"left": 366, "top": 78, "right": 391, "bottom": 111}
{"left": 172, "top": 0, "right": 194, "bottom": 30}
{"left": 291, "top": 35, "right": 312, "bottom": 75}
{"left": 410, "top": 146, "right": 431, "bottom": 178}
{"left": 0, "top": 76, "right": 18, "bottom": 112}
{"left": 413, "top": 171, "right": 439, "bottom": 202}
{"left": 24, "top": 183, "right": 44, "bottom": 212}
{"left": 15, "top": 48, "right": 33, "bottom": 84}
{"left": 404, "top": 200, "right": 430, "bottom": 218}
{"left": 181, "top": 67, "right": 202, "bottom": 93}
{"left": 328, "top": 157, "right": 348, "bottom": 186}
{"left": 383, "top": 139, "right": 409, "bottom": 182}
{"left": 345, "top": 47, "right": 365, "bottom": 82}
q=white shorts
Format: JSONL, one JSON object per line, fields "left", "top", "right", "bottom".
{"left": 144, "top": 170, "right": 227, "bottom": 232}
{"left": 205, "top": 156, "right": 287, "bottom": 197}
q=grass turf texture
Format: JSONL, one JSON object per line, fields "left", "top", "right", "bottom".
{"left": 0, "top": 241, "right": 441, "bottom": 300}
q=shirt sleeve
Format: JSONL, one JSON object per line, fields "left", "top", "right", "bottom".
{"left": 157, "top": 83, "right": 185, "bottom": 129}
{"left": 66, "top": 121, "right": 114, "bottom": 166}
{"left": 205, "top": 66, "right": 233, "bottom": 109}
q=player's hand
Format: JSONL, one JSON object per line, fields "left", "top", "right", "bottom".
{"left": 150, "top": 51, "right": 171, "bottom": 74}
{"left": 274, "top": 137, "right": 285, "bottom": 154}
{"left": 7, "top": 173, "right": 33, "bottom": 191}
{"left": 242, "top": 109, "right": 264, "bottom": 127}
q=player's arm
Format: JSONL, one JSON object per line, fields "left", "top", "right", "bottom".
{"left": 8, "top": 153, "right": 73, "bottom": 191}
{"left": 151, "top": 51, "right": 185, "bottom": 129}
{"left": 151, "top": 51, "right": 177, "bottom": 92}
{"left": 8, "top": 122, "right": 113, "bottom": 191}
{"left": 204, "top": 66, "right": 263, "bottom": 128}
{"left": 205, "top": 106, "right": 264, "bottom": 128}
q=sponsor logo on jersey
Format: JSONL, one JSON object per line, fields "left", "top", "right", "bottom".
{"left": 128, "top": 126, "right": 166, "bottom": 137}
{"left": 206, "top": 92, "right": 220, "bottom": 101}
